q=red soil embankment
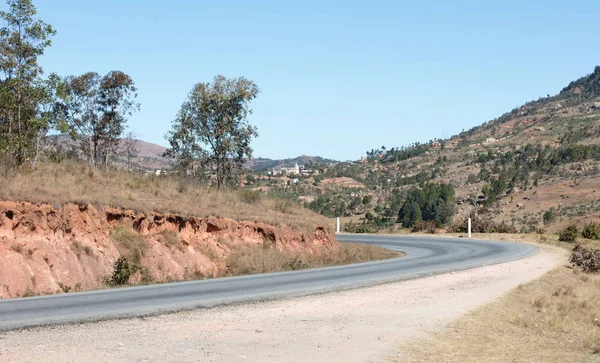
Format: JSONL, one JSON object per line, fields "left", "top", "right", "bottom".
{"left": 0, "top": 201, "right": 335, "bottom": 298}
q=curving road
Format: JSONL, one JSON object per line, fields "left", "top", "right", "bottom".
{"left": 0, "top": 234, "right": 536, "bottom": 331}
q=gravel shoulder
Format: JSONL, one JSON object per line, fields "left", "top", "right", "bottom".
{"left": 0, "top": 244, "right": 564, "bottom": 363}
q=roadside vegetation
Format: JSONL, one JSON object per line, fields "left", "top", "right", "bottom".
{"left": 102, "top": 224, "right": 400, "bottom": 287}
{"left": 224, "top": 242, "right": 401, "bottom": 277}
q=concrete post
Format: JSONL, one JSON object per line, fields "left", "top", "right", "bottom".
{"left": 336, "top": 217, "right": 340, "bottom": 233}
{"left": 468, "top": 218, "right": 472, "bottom": 239}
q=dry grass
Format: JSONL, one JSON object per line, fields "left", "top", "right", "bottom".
{"left": 158, "top": 230, "right": 182, "bottom": 251}
{"left": 225, "top": 243, "right": 402, "bottom": 277}
{"left": 0, "top": 161, "right": 330, "bottom": 232}
{"left": 396, "top": 265, "right": 600, "bottom": 363}
{"left": 70, "top": 240, "right": 94, "bottom": 258}
{"left": 388, "top": 232, "right": 600, "bottom": 362}
{"left": 109, "top": 225, "right": 149, "bottom": 264}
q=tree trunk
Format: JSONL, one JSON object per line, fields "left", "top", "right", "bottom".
{"left": 31, "top": 129, "right": 46, "bottom": 169}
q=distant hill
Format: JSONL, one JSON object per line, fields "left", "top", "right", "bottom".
{"left": 248, "top": 155, "right": 338, "bottom": 172}
{"left": 48, "top": 134, "right": 173, "bottom": 170}
{"left": 49, "top": 134, "right": 337, "bottom": 172}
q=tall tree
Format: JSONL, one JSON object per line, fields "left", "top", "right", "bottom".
{"left": 0, "top": 0, "right": 56, "bottom": 166}
{"left": 65, "top": 71, "right": 138, "bottom": 168}
{"left": 31, "top": 73, "right": 70, "bottom": 168}
{"left": 165, "top": 75, "right": 259, "bottom": 188}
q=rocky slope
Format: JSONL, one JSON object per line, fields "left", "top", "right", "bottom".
{"left": 0, "top": 201, "right": 335, "bottom": 299}
{"left": 263, "top": 66, "right": 600, "bottom": 233}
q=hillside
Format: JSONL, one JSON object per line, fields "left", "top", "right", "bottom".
{"left": 251, "top": 66, "right": 600, "bottom": 234}
{"left": 248, "top": 155, "right": 338, "bottom": 172}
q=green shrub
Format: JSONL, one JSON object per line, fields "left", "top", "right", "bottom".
{"left": 558, "top": 224, "right": 579, "bottom": 243}
{"left": 581, "top": 222, "right": 600, "bottom": 240}
{"left": 104, "top": 257, "right": 139, "bottom": 286}
{"left": 543, "top": 208, "right": 556, "bottom": 226}
{"left": 245, "top": 174, "right": 257, "bottom": 185}
{"left": 344, "top": 221, "right": 375, "bottom": 234}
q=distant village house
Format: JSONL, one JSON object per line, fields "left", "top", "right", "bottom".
{"left": 269, "top": 163, "right": 319, "bottom": 176}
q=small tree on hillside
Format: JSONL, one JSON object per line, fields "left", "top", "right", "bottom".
{"left": 165, "top": 75, "right": 260, "bottom": 188}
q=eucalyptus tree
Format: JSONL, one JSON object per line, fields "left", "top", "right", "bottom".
{"left": 65, "top": 71, "right": 139, "bottom": 168}
{"left": 165, "top": 75, "right": 259, "bottom": 188}
{"left": 0, "top": 0, "right": 56, "bottom": 167}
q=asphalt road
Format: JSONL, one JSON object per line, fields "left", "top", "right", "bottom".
{"left": 0, "top": 234, "right": 536, "bottom": 331}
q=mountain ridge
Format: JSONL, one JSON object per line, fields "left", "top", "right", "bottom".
{"left": 48, "top": 134, "right": 338, "bottom": 171}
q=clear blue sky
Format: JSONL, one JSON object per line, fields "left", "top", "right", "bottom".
{"left": 22, "top": 0, "right": 600, "bottom": 160}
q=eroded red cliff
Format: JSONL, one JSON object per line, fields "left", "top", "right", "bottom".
{"left": 0, "top": 201, "right": 336, "bottom": 298}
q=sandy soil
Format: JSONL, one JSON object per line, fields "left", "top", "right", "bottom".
{"left": 0, "top": 245, "right": 564, "bottom": 363}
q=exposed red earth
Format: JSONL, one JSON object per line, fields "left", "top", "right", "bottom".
{"left": 0, "top": 201, "right": 335, "bottom": 298}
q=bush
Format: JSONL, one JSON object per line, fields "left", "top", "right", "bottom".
{"left": 245, "top": 174, "right": 257, "bottom": 184}
{"left": 412, "top": 221, "right": 437, "bottom": 234}
{"left": 343, "top": 221, "right": 375, "bottom": 234}
{"left": 570, "top": 245, "right": 600, "bottom": 273}
{"left": 581, "top": 222, "right": 600, "bottom": 240}
{"left": 542, "top": 208, "right": 556, "bottom": 226}
{"left": 449, "top": 212, "right": 517, "bottom": 234}
{"left": 104, "top": 258, "right": 139, "bottom": 286}
{"left": 558, "top": 224, "right": 579, "bottom": 243}
{"left": 466, "top": 174, "right": 479, "bottom": 184}
{"left": 239, "top": 189, "right": 261, "bottom": 204}
{"left": 343, "top": 216, "right": 395, "bottom": 234}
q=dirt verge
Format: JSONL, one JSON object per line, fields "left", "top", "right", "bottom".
{"left": 396, "top": 254, "right": 600, "bottom": 362}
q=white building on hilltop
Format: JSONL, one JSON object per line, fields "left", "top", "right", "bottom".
{"left": 272, "top": 163, "right": 300, "bottom": 176}
{"left": 270, "top": 163, "right": 319, "bottom": 176}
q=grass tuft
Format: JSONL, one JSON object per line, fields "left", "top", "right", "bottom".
{"left": 109, "top": 225, "right": 148, "bottom": 264}
{"left": 158, "top": 230, "right": 181, "bottom": 251}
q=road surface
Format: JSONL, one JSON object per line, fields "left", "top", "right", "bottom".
{"left": 0, "top": 234, "right": 536, "bottom": 331}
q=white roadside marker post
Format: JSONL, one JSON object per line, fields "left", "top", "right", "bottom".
{"left": 336, "top": 217, "right": 340, "bottom": 233}
{"left": 468, "top": 217, "right": 472, "bottom": 239}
